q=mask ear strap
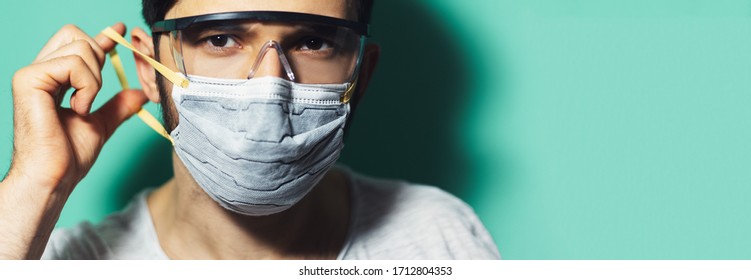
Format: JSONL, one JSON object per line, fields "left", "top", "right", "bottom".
{"left": 101, "top": 27, "right": 182, "bottom": 145}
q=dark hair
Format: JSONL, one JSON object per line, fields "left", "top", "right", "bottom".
{"left": 142, "top": 0, "right": 374, "bottom": 27}
{"left": 141, "top": 0, "right": 374, "bottom": 131}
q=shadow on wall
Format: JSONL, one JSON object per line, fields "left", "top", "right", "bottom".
{"left": 338, "top": 0, "right": 478, "bottom": 197}
{"left": 111, "top": 134, "right": 174, "bottom": 209}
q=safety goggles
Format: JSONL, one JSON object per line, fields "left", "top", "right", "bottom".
{"left": 152, "top": 11, "right": 369, "bottom": 84}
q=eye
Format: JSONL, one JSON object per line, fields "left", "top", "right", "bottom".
{"left": 299, "top": 37, "right": 332, "bottom": 51}
{"left": 197, "top": 34, "right": 243, "bottom": 55}
{"left": 207, "top": 35, "right": 239, "bottom": 48}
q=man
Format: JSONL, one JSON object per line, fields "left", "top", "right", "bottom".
{"left": 0, "top": 0, "right": 499, "bottom": 259}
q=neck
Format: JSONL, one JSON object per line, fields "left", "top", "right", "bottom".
{"left": 147, "top": 152, "right": 351, "bottom": 259}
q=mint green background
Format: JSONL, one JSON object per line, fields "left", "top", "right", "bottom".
{"left": 3, "top": 0, "right": 751, "bottom": 259}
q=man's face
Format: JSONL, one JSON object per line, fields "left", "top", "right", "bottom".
{"left": 154, "top": 0, "right": 357, "bottom": 130}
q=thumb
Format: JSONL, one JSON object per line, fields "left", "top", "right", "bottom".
{"left": 93, "top": 89, "right": 149, "bottom": 140}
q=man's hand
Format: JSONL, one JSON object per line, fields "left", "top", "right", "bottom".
{"left": 0, "top": 23, "right": 148, "bottom": 259}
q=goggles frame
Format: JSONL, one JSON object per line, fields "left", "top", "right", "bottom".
{"left": 151, "top": 11, "right": 370, "bottom": 36}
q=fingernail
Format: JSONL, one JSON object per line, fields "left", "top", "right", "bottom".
{"left": 70, "top": 95, "right": 77, "bottom": 111}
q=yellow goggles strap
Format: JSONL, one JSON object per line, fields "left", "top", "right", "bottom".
{"left": 100, "top": 27, "right": 190, "bottom": 145}
{"left": 101, "top": 27, "right": 189, "bottom": 88}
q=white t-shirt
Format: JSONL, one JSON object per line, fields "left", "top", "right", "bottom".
{"left": 42, "top": 167, "right": 501, "bottom": 259}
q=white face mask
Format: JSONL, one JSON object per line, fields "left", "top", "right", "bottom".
{"left": 170, "top": 75, "right": 349, "bottom": 215}
{"left": 102, "top": 27, "right": 354, "bottom": 216}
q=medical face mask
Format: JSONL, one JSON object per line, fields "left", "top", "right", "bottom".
{"left": 169, "top": 75, "right": 350, "bottom": 215}
{"left": 100, "top": 10, "right": 367, "bottom": 216}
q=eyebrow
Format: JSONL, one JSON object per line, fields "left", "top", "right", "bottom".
{"left": 286, "top": 24, "right": 339, "bottom": 39}
{"left": 183, "top": 21, "right": 346, "bottom": 44}
{"left": 189, "top": 23, "right": 249, "bottom": 34}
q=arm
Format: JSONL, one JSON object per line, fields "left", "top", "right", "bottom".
{"left": 0, "top": 23, "right": 147, "bottom": 259}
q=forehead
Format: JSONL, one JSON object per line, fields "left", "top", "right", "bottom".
{"left": 167, "top": 0, "right": 355, "bottom": 21}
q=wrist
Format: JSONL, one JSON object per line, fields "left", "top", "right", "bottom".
{"left": 1, "top": 169, "right": 69, "bottom": 212}
{"left": 4, "top": 165, "right": 73, "bottom": 198}
{"left": 0, "top": 174, "right": 64, "bottom": 260}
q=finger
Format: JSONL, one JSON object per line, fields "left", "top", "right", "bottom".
{"left": 93, "top": 22, "right": 125, "bottom": 54}
{"left": 25, "top": 55, "right": 101, "bottom": 115}
{"left": 92, "top": 89, "right": 149, "bottom": 140}
{"left": 36, "top": 40, "right": 103, "bottom": 83}
{"left": 34, "top": 23, "right": 123, "bottom": 67}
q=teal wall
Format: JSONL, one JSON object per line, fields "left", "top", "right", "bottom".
{"left": 2, "top": 0, "right": 751, "bottom": 259}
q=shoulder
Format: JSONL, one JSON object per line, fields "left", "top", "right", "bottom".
{"left": 41, "top": 191, "right": 164, "bottom": 260}
{"left": 340, "top": 167, "right": 501, "bottom": 260}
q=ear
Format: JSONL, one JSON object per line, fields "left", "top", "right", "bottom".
{"left": 131, "top": 27, "right": 160, "bottom": 103}
{"left": 351, "top": 43, "right": 381, "bottom": 111}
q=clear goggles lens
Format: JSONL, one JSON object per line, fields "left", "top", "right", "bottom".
{"left": 168, "top": 20, "right": 365, "bottom": 84}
